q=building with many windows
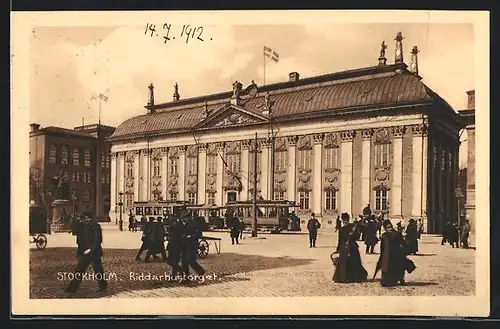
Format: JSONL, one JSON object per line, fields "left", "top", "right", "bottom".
{"left": 29, "top": 123, "right": 115, "bottom": 221}
{"left": 107, "top": 33, "right": 462, "bottom": 233}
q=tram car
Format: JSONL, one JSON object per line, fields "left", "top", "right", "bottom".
{"left": 132, "top": 200, "right": 191, "bottom": 231}
{"left": 225, "top": 200, "right": 300, "bottom": 232}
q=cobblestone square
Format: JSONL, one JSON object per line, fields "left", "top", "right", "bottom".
{"left": 30, "top": 224, "right": 476, "bottom": 299}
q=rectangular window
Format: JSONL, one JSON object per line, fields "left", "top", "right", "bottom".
{"left": 207, "top": 155, "right": 217, "bottom": 174}
{"left": 297, "top": 149, "right": 312, "bottom": 170}
{"left": 375, "top": 190, "right": 388, "bottom": 211}
{"left": 83, "top": 189, "right": 91, "bottom": 202}
{"left": 187, "top": 157, "right": 197, "bottom": 175}
{"left": 274, "top": 191, "right": 285, "bottom": 201}
{"left": 101, "top": 174, "right": 106, "bottom": 183}
{"left": 84, "top": 149, "right": 91, "bottom": 167}
{"left": 187, "top": 192, "right": 197, "bottom": 204}
{"left": 325, "top": 190, "right": 338, "bottom": 210}
{"left": 299, "top": 191, "right": 310, "bottom": 210}
{"left": 325, "top": 147, "right": 338, "bottom": 169}
{"left": 375, "top": 144, "right": 390, "bottom": 167}
{"left": 249, "top": 153, "right": 261, "bottom": 173}
{"left": 226, "top": 154, "right": 240, "bottom": 173}
{"left": 275, "top": 151, "right": 287, "bottom": 172}
{"left": 152, "top": 192, "right": 161, "bottom": 201}
{"left": 75, "top": 171, "right": 80, "bottom": 183}
{"left": 73, "top": 148, "right": 80, "bottom": 166}
{"left": 169, "top": 158, "right": 178, "bottom": 176}
{"left": 72, "top": 172, "right": 77, "bottom": 182}
{"left": 153, "top": 159, "right": 161, "bottom": 176}
{"left": 169, "top": 191, "right": 178, "bottom": 201}
{"left": 88, "top": 172, "right": 92, "bottom": 183}
{"left": 126, "top": 162, "right": 133, "bottom": 178}
{"left": 207, "top": 192, "right": 216, "bottom": 205}
{"left": 49, "top": 144, "right": 57, "bottom": 164}
{"left": 100, "top": 152, "right": 106, "bottom": 168}
{"left": 60, "top": 145, "right": 69, "bottom": 165}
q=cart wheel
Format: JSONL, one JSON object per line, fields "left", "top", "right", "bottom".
{"left": 35, "top": 234, "right": 47, "bottom": 250}
{"left": 197, "top": 239, "right": 209, "bottom": 259}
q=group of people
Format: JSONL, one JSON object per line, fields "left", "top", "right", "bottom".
{"left": 135, "top": 214, "right": 206, "bottom": 283}
{"left": 331, "top": 212, "right": 416, "bottom": 287}
{"left": 441, "top": 218, "right": 471, "bottom": 249}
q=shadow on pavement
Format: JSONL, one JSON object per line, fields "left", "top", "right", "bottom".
{"left": 30, "top": 248, "right": 314, "bottom": 299}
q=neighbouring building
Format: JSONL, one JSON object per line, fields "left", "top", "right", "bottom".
{"left": 458, "top": 90, "right": 476, "bottom": 232}
{"left": 29, "top": 123, "right": 116, "bottom": 221}
{"left": 107, "top": 32, "right": 462, "bottom": 233}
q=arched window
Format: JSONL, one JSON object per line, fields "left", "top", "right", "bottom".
{"left": 60, "top": 145, "right": 69, "bottom": 165}
{"left": 48, "top": 144, "right": 57, "bottom": 164}
{"left": 84, "top": 149, "right": 91, "bottom": 167}
{"left": 73, "top": 148, "right": 80, "bottom": 166}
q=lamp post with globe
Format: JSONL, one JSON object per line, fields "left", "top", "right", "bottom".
{"left": 118, "top": 192, "right": 124, "bottom": 232}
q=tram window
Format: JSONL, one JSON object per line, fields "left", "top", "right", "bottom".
{"left": 269, "top": 208, "right": 277, "bottom": 217}
{"left": 163, "top": 207, "right": 169, "bottom": 215}
{"left": 135, "top": 207, "right": 143, "bottom": 215}
{"left": 145, "top": 207, "right": 152, "bottom": 215}
{"left": 154, "top": 207, "right": 162, "bottom": 215}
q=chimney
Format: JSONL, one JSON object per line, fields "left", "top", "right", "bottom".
{"left": 466, "top": 90, "right": 475, "bottom": 110}
{"left": 173, "top": 82, "right": 180, "bottom": 101}
{"left": 147, "top": 83, "right": 155, "bottom": 114}
{"left": 289, "top": 72, "right": 300, "bottom": 82}
{"left": 30, "top": 123, "right": 40, "bottom": 132}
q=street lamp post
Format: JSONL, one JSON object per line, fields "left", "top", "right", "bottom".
{"left": 118, "top": 192, "right": 124, "bottom": 231}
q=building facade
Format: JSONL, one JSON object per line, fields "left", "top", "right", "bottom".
{"left": 458, "top": 90, "right": 476, "bottom": 232}
{"left": 29, "top": 123, "right": 116, "bottom": 221}
{"left": 108, "top": 34, "right": 462, "bottom": 233}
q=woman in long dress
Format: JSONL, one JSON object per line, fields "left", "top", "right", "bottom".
{"left": 332, "top": 214, "right": 368, "bottom": 283}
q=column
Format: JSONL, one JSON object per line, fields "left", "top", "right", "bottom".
{"left": 216, "top": 143, "right": 224, "bottom": 205}
{"left": 110, "top": 152, "right": 117, "bottom": 214}
{"left": 118, "top": 152, "right": 125, "bottom": 196}
{"left": 340, "top": 131, "right": 355, "bottom": 216}
{"left": 313, "top": 134, "right": 323, "bottom": 217}
{"left": 411, "top": 125, "right": 424, "bottom": 217}
{"left": 240, "top": 141, "right": 250, "bottom": 201}
{"left": 287, "top": 136, "right": 297, "bottom": 202}
{"left": 260, "top": 139, "right": 270, "bottom": 200}
{"left": 391, "top": 126, "right": 405, "bottom": 219}
{"left": 141, "top": 150, "right": 150, "bottom": 201}
{"left": 422, "top": 127, "right": 428, "bottom": 228}
{"left": 198, "top": 144, "right": 207, "bottom": 204}
{"left": 133, "top": 151, "right": 140, "bottom": 201}
{"left": 161, "top": 148, "right": 168, "bottom": 201}
{"left": 361, "top": 129, "right": 372, "bottom": 210}
{"left": 179, "top": 146, "right": 186, "bottom": 201}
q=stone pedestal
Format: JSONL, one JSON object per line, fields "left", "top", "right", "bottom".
{"left": 51, "top": 199, "right": 73, "bottom": 233}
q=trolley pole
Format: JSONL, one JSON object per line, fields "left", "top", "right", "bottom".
{"left": 252, "top": 132, "right": 258, "bottom": 237}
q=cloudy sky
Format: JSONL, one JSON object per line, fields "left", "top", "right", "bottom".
{"left": 29, "top": 23, "right": 474, "bottom": 131}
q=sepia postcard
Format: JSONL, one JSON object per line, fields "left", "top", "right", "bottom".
{"left": 11, "top": 10, "right": 490, "bottom": 317}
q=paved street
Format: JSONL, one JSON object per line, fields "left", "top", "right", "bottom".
{"left": 30, "top": 223, "right": 476, "bottom": 299}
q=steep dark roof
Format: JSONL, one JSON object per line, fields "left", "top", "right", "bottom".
{"left": 109, "top": 64, "right": 443, "bottom": 141}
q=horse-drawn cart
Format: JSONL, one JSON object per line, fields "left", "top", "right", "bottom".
{"left": 29, "top": 205, "right": 48, "bottom": 250}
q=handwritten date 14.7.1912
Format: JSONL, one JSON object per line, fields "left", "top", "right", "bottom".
{"left": 144, "top": 23, "right": 211, "bottom": 44}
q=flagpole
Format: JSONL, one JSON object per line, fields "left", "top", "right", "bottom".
{"left": 263, "top": 46, "right": 266, "bottom": 86}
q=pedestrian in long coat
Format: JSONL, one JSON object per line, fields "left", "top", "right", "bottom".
{"left": 364, "top": 216, "right": 379, "bottom": 254}
{"left": 460, "top": 219, "right": 471, "bottom": 249}
{"left": 135, "top": 217, "right": 155, "bottom": 260}
{"left": 375, "top": 220, "right": 415, "bottom": 287}
{"left": 404, "top": 219, "right": 419, "bottom": 255}
{"left": 335, "top": 213, "right": 351, "bottom": 253}
{"left": 332, "top": 217, "right": 368, "bottom": 283}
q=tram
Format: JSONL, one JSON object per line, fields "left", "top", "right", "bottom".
{"left": 224, "top": 200, "right": 300, "bottom": 232}
{"left": 132, "top": 200, "right": 190, "bottom": 230}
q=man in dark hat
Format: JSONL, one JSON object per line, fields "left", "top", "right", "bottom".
{"left": 374, "top": 219, "right": 414, "bottom": 287}
{"left": 404, "top": 218, "right": 419, "bottom": 255}
{"left": 145, "top": 217, "right": 168, "bottom": 262}
{"left": 135, "top": 217, "right": 155, "bottom": 261}
{"left": 364, "top": 215, "right": 379, "bottom": 254}
{"left": 66, "top": 213, "right": 107, "bottom": 293}
{"left": 307, "top": 212, "right": 321, "bottom": 248}
{"left": 362, "top": 204, "right": 372, "bottom": 218}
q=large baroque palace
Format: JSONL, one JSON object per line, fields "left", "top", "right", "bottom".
{"left": 107, "top": 33, "right": 462, "bottom": 233}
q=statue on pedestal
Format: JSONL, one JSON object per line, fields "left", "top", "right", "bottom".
{"left": 52, "top": 170, "right": 71, "bottom": 200}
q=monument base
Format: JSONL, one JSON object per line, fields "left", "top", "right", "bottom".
{"left": 51, "top": 199, "right": 73, "bottom": 233}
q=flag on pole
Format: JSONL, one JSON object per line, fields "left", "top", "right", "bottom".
{"left": 264, "top": 46, "right": 279, "bottom": 62}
